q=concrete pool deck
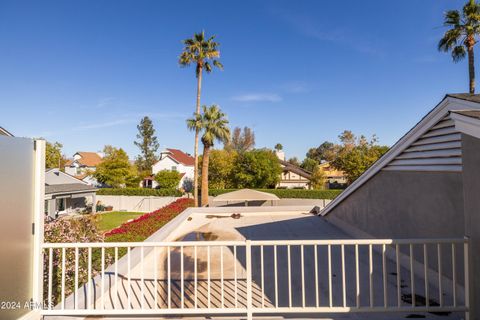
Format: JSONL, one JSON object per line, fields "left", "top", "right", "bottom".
{"left": 46, "top": 207, "right": 464, "bottom": 320}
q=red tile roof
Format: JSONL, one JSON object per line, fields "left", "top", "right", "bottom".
{"left": 66, "top": 152, "right": 103, "bottom": 167}
{"left": 166, "top": 148, "right": 195, "bottom": 166}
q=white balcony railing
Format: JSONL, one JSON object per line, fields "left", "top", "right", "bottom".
{"left": 41, "top": 238, "right": 469, "bottom": 319}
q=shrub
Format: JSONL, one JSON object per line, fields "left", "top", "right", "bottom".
{"left": 105, "top": 198, "right": 194, "bottom": 242}
{"left": 154, "top": 170, "right": 182, "bottom": 189}
{"left": 43, "top": 215, "right": 112, "bottom": 306}
{"left": 97, "top": 187, "right": 182, "bottom": 197}
{"left": 208, "top": 188, "right": 342, "bottom": 199}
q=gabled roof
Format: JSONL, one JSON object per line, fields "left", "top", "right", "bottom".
{"left": 45, "top": 183, "right": 96, "bottom": 195}
{"left": 321, "top": 93, "right": 480, "bottom": 216}
{"left": 279, "top": 160, "right": 312, "bottom": 179}
{"left": 66, "top": 151, "right": 103, "bottom": 167}
{"left": 45, "top": 168, "right": 89, "bottom": 185}
{"left": 0, "top": 126, "right": 13, "bottom": 137}
{"left": 163, "top": 148, "right": 195, "bottom": 166}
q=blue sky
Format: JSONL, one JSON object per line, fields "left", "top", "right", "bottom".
{"left": 0, "top": 0, "right": 470, "bottom": 160}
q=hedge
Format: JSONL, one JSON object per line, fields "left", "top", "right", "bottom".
{"left": 97, "top": 187, "right": 183, "bottom": 197}
{"left": 208, "top": 188, "right": 343, "bottom": 199}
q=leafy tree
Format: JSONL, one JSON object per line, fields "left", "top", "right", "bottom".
{"left": 94, "top": 146, "right": 138, "bottom": 188}
{"left": 332, "top": 133, "right": 389, "bottom": 183}
{"left": 45, "top": 141, "right": 67, "bottom": 170}
{"left": 233, "top": 149, "right": 281, "bottom": 188}
{"left": 274, "top": 143, "right": 283, "bottom": 151}
{"left": 188, "top": 105, "right": 230, "bottom": 206}
{"left": 207, "top": 149, "right": 238, "bottom": 189}
{"left": 287, "top": 157, "right": 301, "bottom": 167}
{"left": 310, "top": 165, "right": 326, "bottom": 190}
{"left": 227, "top": 126, "right": 255, "bottom": 152}
{"left": 134, "top": 116, "right": 159, "bottom": 175}
{"left": 439, "top": 0, "right": 480, "bottom": 94}
{"left": 154, "top": 170, "right": 181, "bottom": 189}
{"left": 306, "top": 141, "right": 338, "bottom": 163}
{"left": 301, "top": 157, "right": 319, "bottom": 172}
{"left": 180, "top": 31, "right": 223, "bottom": 206}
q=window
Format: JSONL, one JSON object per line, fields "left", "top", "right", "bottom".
{"left": 171, "top": 166, "right": 177, "bottom": 171}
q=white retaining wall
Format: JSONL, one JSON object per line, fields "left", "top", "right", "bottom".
{"left": 96, "top": 195, "right": 181, "bottom": 212}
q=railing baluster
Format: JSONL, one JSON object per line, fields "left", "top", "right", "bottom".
{"left": 75, "top": 247, "right": 78, "bottom": 310}
{"left": 355, "top": 244, "right": 360, "bottom": 308}
{"left": 301, "top": 244, "right": 305, "bottom": 308}
{"left": 114, "top": 247, "right": 118, "bottom": 309}
{"left": 369, "top": 244, "right": 373, "bottom": 308}
{"left": 127, "top": 247, "right": 131, "bottom": 309}
{"left": 101, "top": 247, "right": 105, "bottom": 310}
{"left": 287, "top": 244, "right": 292, "bottom": 308}
{"left": 154, "top": 246, "right": 158, "bottom": 309}
{"left": 451, "top": 243, "right": 456, "bottom": 307}
{"left": 261, "top": 245, "right": 264, "bottom": 308}
{"left": 424, "top": 244, "right": 429, "bottom": 308}
{"left": 87, "top": 247, "right": 92, "bottom": 310}
{"left": 274, "top": 244, "right": 278, "bottom": 308}
{"left": 464, "top": 240, "right": 470, "bottom": 316}
{"left": 207, "top": 245, "right": 211, "bottom": 308}
{"left": 246, "top": 240, "right": 253, "bottom": 320}
{"left": 181, "top": 245, "right": 184, "bottom": 309}
{"left": 234, "top": 245, "right": 237, "bottom": 309}
{"left": 410, "top": 244, "right": 415, "bottom": 308}
{"left": 167, "top": 246, "right": 171, "bottom": 309}
{"left": 341, "top": 244, "right": 346, "bottom": 308}
{"left": 221, "top": 246, "right": 224, "bottom": 308}
{"left": 48, "top": 248, "right": 52, "bottom": 310}
{"left": 438, "top": 244, "right": 443, "bottom": 307}
{"left": 328, "top": 244, "right": 332, "bottom": 308}
{"left": 61, "top": 247, "right": 66, "bottom": 310}
{"left": 396, "top": 244, "right": 401, "bottom": 307}
{"left": 194, "top": 245, "right": 198, "bottom": 309}
{"left": 383, "top": 244, "right": 387, "bottom": 308}
{"left": 314, "top": 244, "right": 319, "bottom": 308}
{"left": 141, "top": 246, "right": 145, "bottom": 309}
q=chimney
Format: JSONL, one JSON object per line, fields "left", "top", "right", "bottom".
{"left": 275, "top": 150, "right": 285, "bottom": 161}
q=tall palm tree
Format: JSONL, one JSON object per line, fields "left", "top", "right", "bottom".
{"left": 179, "top": 31, "right": 223, "bottom": 206}
{"left": 439, "top": 0, "right": 480, "bottom": 94}
{"left": 187, "top": 105, "right": 230, "bottom": 206}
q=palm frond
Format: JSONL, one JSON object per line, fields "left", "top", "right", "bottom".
{"left": 452, "top": 45, "right": 467, "bottom": 62}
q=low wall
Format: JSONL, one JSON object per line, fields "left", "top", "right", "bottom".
{"left": 209, "top": 197, "right": 331, "bottom": 207}
{"left": 96, "top": 195, "right": 180, "bottom": 212}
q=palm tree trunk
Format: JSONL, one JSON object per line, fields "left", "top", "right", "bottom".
{"left": 193, "top": 67, "right": 203, "bottom": 206}
{"left": 468, "top": 41, "right": 475, "bottom": 94}
{"left": 201, "top": 144, "right": 210, "bottom": 207}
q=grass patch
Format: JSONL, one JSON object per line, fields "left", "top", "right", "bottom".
{"left": 95, "top": 211, "right": 143, "bottom": 232}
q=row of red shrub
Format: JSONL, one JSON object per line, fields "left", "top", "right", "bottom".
{"left": 105, "top": 198, "right": 194, "bottom": 242}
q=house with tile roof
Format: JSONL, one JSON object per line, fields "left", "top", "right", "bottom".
{"left": 64, "top": 151, "right": 103, "bottom": 185}
{"left": 151, "top": 148, "right": 194, "bottom": 189}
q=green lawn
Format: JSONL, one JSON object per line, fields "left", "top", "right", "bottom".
{"left": 95, "top": 211, "right": 143, "bottom": 232}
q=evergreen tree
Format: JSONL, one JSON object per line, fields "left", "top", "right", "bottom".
{"left": 134, "top": 116, "right": 159, "bottom": 174}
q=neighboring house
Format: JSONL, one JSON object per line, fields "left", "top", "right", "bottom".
{"left": 275, "top": 151, "right": 312, "bottom": 189}
{"left": 64, "top": 151, "right": 103, "bottom": 186}
{"left": 44, "top": 168, "right": 97, "bottom": 218}
{"left": 0, "top": 126, "right": 13, "bottom": 137}
{"left": 150, "top": 148, "right": 194, "bottom": 189}
{"left": 317, "top": 161, "right": 348, "bottom": 188}
{"left": 321, "top": 93, "right": 480, "bottom": 309}
{"left": 277, "top": 159, "right": 312, "bottom": 189}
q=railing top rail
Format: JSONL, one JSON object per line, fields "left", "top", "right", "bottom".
{"left": 41, "top": 237, "right": 467, "bottom": 248}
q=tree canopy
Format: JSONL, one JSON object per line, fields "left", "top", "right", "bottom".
{"left": 233, "top": 149, "right": 281, "bottom": 188}
{"left": 154, "top": 170, "right": 181, "bottom": 189}
{"left": 226, "top": 126, "right": 255, "bottom": 152}
{"left": 134, "top": 116, "right": 159, "bottom": 175}
{"left": 94, "top": 146, "right": 139, "bottom": 188}
{"left": 45, "top": 141, "right": 67, "bottom": 170}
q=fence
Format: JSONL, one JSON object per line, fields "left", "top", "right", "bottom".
{"left": 96, "top": 195, "right": 179, "bottom": 212}
{"left": 41, "top": 238, "right": 469, "bottom": 319}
